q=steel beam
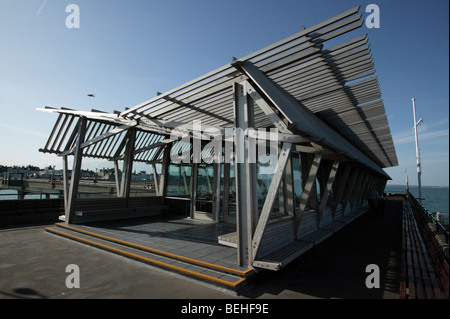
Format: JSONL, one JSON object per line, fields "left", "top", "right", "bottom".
{"left": 350, "top": 169, "right": 365, "bottom": 210}
{"left": 342, "top": 167, "right": 359, "bottom": 215}
{"left": 151, "top": 164, "right": 160, "bottom": 196}
{"left": 354, "top": 170, "right": 367, "bottom": 207}
{"left": 159, "top": 144, "right": 171, "bottom": 197}
{"left": 65, "top": 117, "right": 87, "bottom": 223}
{"left": 233, "top": 60, "right": 389, "bottom": 178}
{"left": 283, "top": 153, "right": 295, "bottom": 217}
{"left": 332, "top": 163, "right": 351, "bottom": 215}
{"left": 251, "top": 142, "right": 292, "bottom": 260}
{"left": 119, "top": 129, "right": 136, "bottom": 198}
{"left": 317, "top": 161, "right": 340, "bottom": 224}
{"left": 114, "top": 160, "right": 121, "bottom": 196}
{"left": 234, "top": 81, "right": 258, "bottom": 266}
{"left": 62, "top": 155, "right": 69, "bottom": 210}
{"left": 295, "top": 153, "right": 322, "bottom": 237}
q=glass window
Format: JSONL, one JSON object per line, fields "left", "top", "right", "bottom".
{"left": 196, "top": 164, "right": 214, "bottom": 201}
{"left": 292, "top": 152, "right": 302, "bottom": 206}
{"left": 166, "top": 163, "right": 192, "bottom": 198}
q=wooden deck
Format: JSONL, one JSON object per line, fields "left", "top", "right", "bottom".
{"left": 41, "top": 195, "right": 449, "bottom": 298}
{"left": 400, "top": 199, "right": 447, "bottom": 299}
{"left": 45, "top": 216, "right": 253, "bottom": 292}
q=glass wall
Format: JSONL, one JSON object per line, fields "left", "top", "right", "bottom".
{"left": 196, "top": 164, "right": 214, "bottom": 201}
{"left": 195, "top": 163, "right": 215, "bottom": 213}
{"left": 292, "top": 151, "right": 303, "bottom": 207}
{"left": 257, "top": 160, "right": 280, "bottom": 215}
{"left": 164, "top": 145, "right": 311, "bottom": 221}
{"left": 166, "top": 162, "right": 192, "bottom": 198}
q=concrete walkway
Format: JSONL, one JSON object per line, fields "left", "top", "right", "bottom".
{"left": 0, "top": 199, "right": 403, "bottom": 299}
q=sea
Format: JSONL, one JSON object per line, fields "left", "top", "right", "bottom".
{"left": 0, "top": 189, "right": 60, "bottom": 200}
{"left": 1, "top": 184, "right": 448, "bottom": 224}
{"left": 385, "top": 184, "right": 449, "bottom": 225}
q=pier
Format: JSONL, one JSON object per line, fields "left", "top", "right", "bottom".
{"left": 37, "top": 6, "right": 398, "bottom": 270}
{"left": 1, "top": 6, "right": 446, "bottom": 299}
{"left": 1, "top": 192, "right": 447, "bottom": 299}
{"left": 0, "top": 177, "right": 157, "bottom": 199}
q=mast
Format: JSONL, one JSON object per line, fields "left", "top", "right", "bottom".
{"left": 412, "top": 98, "right": 423, "bottom": 203}
{"left": 404, "top": 169, "right": 409, "bottom": 194}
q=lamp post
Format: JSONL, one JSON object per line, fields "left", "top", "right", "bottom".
{"left": 404, "top": 169, "right": 409, "bottom": 194}
{"left": 412, "top": 98, "right": 423, "bottom": 203}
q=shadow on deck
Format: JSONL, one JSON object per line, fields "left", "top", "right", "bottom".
{"left": 241, "top": 198, "right": 404, "bottom": 298}
{"left": 44, "top": 198, "right": 406, "bottom": 298}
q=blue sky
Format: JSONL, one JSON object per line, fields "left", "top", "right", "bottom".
{"left": 0, "top": 0, "right": 448, "bottom": 186}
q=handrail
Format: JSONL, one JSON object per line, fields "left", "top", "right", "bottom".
{"left": 407, "top": 191, "right": 449, "bottom": 299}
{"left": 0, "top": 190, "right": 157, "bottom": 200}
{"left": 407, "top": 191, "right": 449, "bottom": 243}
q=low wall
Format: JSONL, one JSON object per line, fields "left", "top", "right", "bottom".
{"left": 0, "top": 198, "right": 64, "bottom": 226}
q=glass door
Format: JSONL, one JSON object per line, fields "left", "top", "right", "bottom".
{"left": 221, "top": 162, "right": 236, "bottom": 224}
{"left": 192, "top": 163, "right": 219, "bottom": 222}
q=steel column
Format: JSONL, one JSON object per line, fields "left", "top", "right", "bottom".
{"left": 251, "top": 142, "right": 292, "bottom": 260}
{"left": 62, "top": 155, "right": 69, "bottom": 211}
{"left": 234, "top": 81, "right": 258, "bottom": 266}
{"left": 65, "top": 117, "right": 87, "bottom": 223}
{"left": 332, "top": 163, "right": 350, "bottom": 215}
{"left": 317, "top": 161, "right": 340, "bottom": 224}
{"left": 120, "top": 129, "right": 136, "bottom": 198}
{"left": 342, "top": 167, "right": 359, "bottom": 215}
{"left": 295, "top": 153, "right": 322, "bottom": 237}
{"left": 151, "top": 163, "right": 160, "bottom": 196}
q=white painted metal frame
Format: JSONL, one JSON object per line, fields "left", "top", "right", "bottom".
{"left": 38, "top": 7, "right": 399, "bottom": 270}
{"left": 251, "top": 142, "right": 292, "bottom": 261}
{"left": 233, "top": 81, "right": 258, "bottom": 266}
{"left": 65, "top": 117, "right": 87, "bottom": 223}
{"left": 39, "top": 6, "right": 397, "bottom": 175}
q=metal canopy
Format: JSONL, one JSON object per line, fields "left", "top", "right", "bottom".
{"left": 37, "top": 6, "right": 400, "bottom": 269}
{"left": 38, "top": 5, "right": 398, "bottom": 176}
{"left": 119, "top": 5, "right": 397, "bottom": 170}
{"left": 37, "top": 107, "right": 170, "bottom": 164}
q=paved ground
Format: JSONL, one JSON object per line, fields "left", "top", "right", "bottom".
{"left": 0, "top": 199, "right": 403, "bottom": 300}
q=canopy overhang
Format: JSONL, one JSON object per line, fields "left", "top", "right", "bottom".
{"left": 38, "top": 5, "right": 397, "bottom": 179}
{"left": 37, "top": 5, "right": 400, "bottom": 268}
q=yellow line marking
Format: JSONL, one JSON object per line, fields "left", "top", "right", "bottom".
{"left": 54, "top": 222, "right": 252, "bottom": 277}
{"left": 46, "top": 227, "right": 245, "bottom": 288}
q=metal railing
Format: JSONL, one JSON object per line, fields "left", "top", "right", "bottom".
{"left": 407, "top": 191, "right": 449, "bottom": 298}
{"left": 0, "top": 190, "right": 157, "bottom": 200}
{"left": 408, "top": 191, "right": 449, "bottom": 243}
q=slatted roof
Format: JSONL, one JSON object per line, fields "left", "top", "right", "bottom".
{"left": 118, "top": 5, "right": 397, "bottom": 169}
{"left": 38, "top": 5, "right": 398, "bottom": 173}
{"left": 38, "top": 108, "right": 169, "bottom": 164}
